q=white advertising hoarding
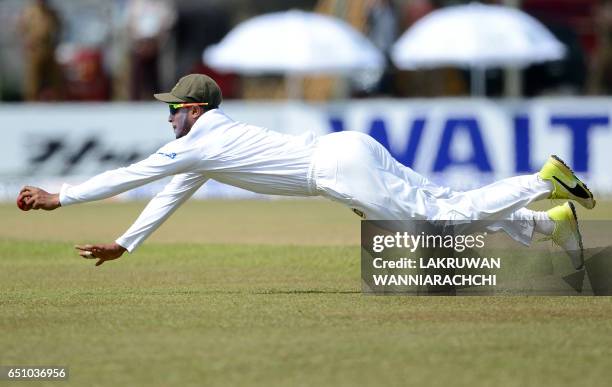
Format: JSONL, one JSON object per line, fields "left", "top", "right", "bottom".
{"left": 1, "top": 98, "right": 611, "bottom": 201}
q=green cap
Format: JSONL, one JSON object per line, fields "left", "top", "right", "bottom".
{"left": 154, "top": 74, "right": 222, "bottom": 107}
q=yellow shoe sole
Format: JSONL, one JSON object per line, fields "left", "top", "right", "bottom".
{"left": 540, "top": 155, "right": 595, "bottom": 209}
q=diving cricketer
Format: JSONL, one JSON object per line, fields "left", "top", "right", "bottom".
{"left": 16, "top": 74, "right": 595, "bottom": 269}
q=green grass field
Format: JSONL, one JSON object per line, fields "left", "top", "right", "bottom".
{"left": 2, "top": 199, "right": 612, "bottom": 387}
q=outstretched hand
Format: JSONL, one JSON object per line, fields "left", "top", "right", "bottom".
{"left": 75, "top": 243, "right": 127, "bottom": 267}
{"left": 17, "top": 186, "right": 60, "bottom": 211}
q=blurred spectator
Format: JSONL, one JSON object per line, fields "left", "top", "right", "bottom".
{"left": 523, "top": 24, "right": 587, "bottom": 96}
{"left": 125, "top": 0, "right": 176, "bottom": 100}
{"left": 173, "top": 1, "right": 237, "bottom": 98}
{"left": 174, "top": 2, "right": 231, "bottom": 78}
{"left": 590, "top": 0, "right": 612, "bottom": 94}
{"left": 366, "top": 0, "right": 398, "bottom": 54}
{"left": 364, "top": 0, "right": 399, "bottom": 95}
{"left": 402, "top": 0, "right": 434, "bottom": 30}
{"left": 521, "top": 0, "right": 590, "bottom": 96}
{"left": 57, "top": 45, "right": 110, "bottom": 100}
{"left": 19, "top": 0, "right": 64, "bottom": 101}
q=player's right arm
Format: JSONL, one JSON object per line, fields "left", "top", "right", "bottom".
{"left": 17, "top": 186, "right": 61, "bottom": 211}
{"left": 58, "top": 143, "right": 202, "bottom": 207}
{"left": 16, "top": 141, "right": 201, "bottom": 211}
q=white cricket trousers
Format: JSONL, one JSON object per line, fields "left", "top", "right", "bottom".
{"left": 310, "top": 131, "right": 552, "bottom": 245}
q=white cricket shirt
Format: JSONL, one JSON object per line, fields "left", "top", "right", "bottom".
{"left": 59, "top": 109, "right": 318, "bottom": 252}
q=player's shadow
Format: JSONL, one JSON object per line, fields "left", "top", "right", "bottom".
{"left": 159, "top": 289, "right": 361, "bottom": 295}
{"left": 254, "top": 289, "right": 361, "bottom": 295}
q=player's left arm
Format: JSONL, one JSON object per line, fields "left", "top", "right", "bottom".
{"left": 75, "top": 243, "right": 127, "bottom": 267}
{"left": 75, "top": 172, "right": 209, "bottom": 266}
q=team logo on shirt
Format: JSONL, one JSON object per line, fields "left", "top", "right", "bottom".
{"left": 157, "top": 152, "right": 177, "bottom": 159}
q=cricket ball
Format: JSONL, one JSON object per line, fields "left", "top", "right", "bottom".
{"left": 16, "top": 197, "right": 28, "bottom": 211}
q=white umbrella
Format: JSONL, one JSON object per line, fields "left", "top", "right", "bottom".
{"left": 391, "top": 2, "right": 566, "bottom": 95}
{"left": 203, "top": 10, "right": 384, "bottom": 98}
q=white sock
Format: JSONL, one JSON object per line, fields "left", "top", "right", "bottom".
{"left": 533, "top": 211, "right": 555, "bottom": 236}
